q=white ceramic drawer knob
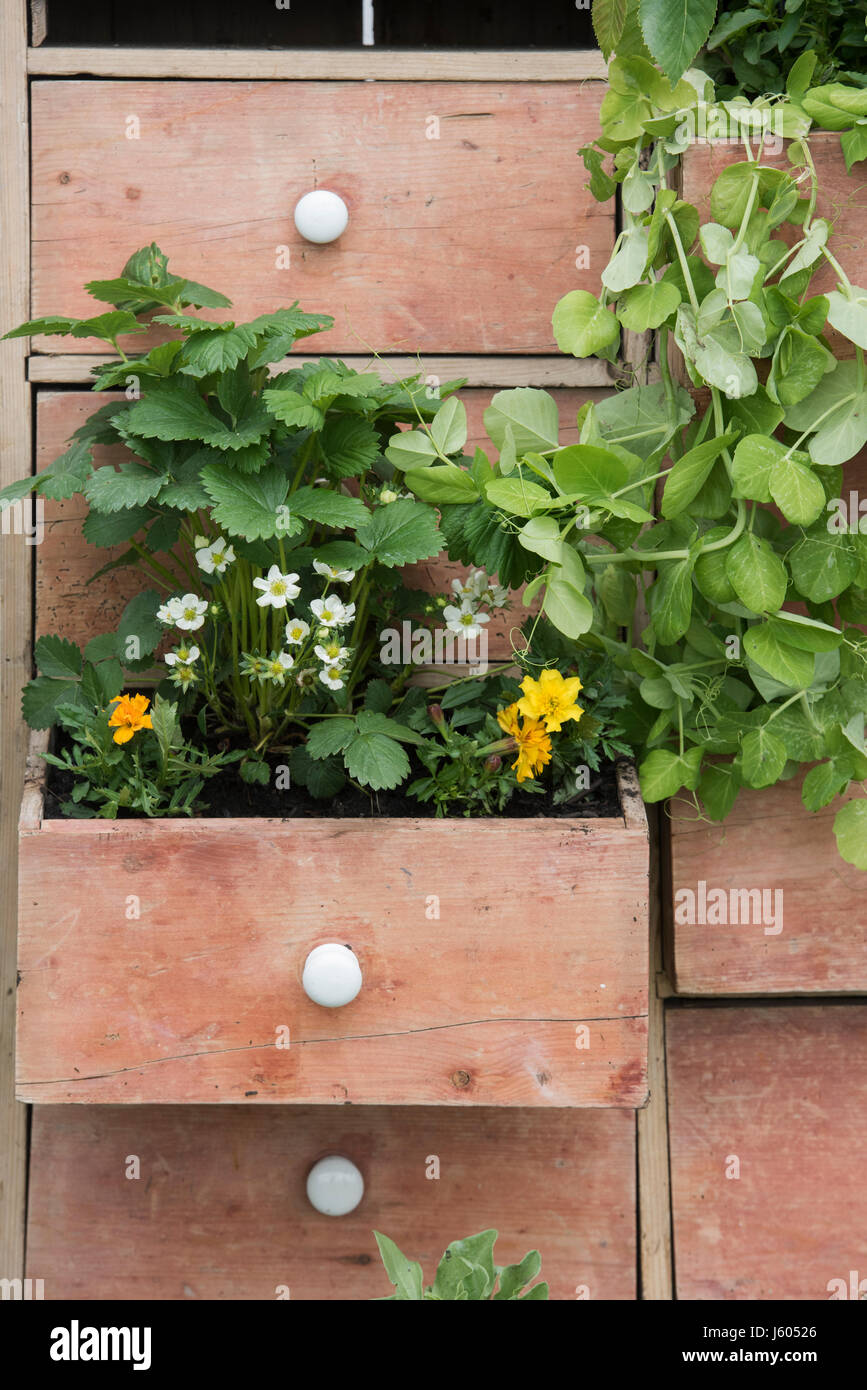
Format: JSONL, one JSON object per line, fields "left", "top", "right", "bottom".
{"left": 306, "top": 1155, "right": 364, "bottom": 1216}
{"left": 302, "top": 942, "right": 362, "bottom": 1007}
{"left": 294, "top": 190, "right": 349, "bottom": 244}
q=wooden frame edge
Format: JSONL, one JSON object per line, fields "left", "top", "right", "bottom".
{"left": 27, "top": 47, "right": 609, "bottom": 81}
{"left": 28, "top": 353, "right": 617, "bottom": 389}
{"left": 0, "top": 0, "right": 32, "bottom": 1288}
{"left": 637, "top": 805, "right": 675, "bottom": 1299}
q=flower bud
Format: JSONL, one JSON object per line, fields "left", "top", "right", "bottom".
{"left": 427, "top": 703, "right": 445, "bottom": 727}
{"left": 484, "top": 754, "right": 502, "bottom": 773}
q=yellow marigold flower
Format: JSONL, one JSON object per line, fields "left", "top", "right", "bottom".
{"left": 107, "top": 693, "right": 153, "bottom": 745}
{"left": 512, "top": 717, "right": 552, "bottom": 783}
{"left": 496, "top": 702, "right": 522, "bottom": 737}
{"left": 517, "top": 668, "right": 584, "bottom": 733}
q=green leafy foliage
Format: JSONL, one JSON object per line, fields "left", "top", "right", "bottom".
{"left": 374, "top": 1229, "right": 548, "bottom": 1301}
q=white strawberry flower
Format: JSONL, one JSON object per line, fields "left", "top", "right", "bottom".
{"left": 443, "top": 601, "right": 491, "bottom": 638}
{"left": 451, "top": 575, "right": 480, "bottom": 604}
{"left": 310, "top": 596, "right": 356, "bottom": 628}
{"left": 314, "top": 640, "right": 352, "bottom": 665}
{"left": 284, "top": 616, "right": 310, "bottom": 646}
{"left": 313, "top": 558, "right": 356, "bottom": 583}
{"left": 196, "top": 537, "right": 236, "bottom": 575}
{"left": 264, "top": 651, "right": 295, "bottom": 686}
{"left": 319, "top": 665, "right": 346, "bottom": 690}
{"left": 168, "top": 662, "right": 198, "bottom": 689}
{"left": 173, "top": 594, "right": 209, "bottom": 631}
{"left": 164, "top": 644, "right": 201, "bottom": 667}
{"left": 253, "top": 566, "right": 301, "bottom": 609}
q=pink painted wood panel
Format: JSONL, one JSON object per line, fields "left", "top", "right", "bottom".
{"left": 30, "top": 80, "right": 613, "bottom": 355}
{"left": 668, "top": 1004, "right": 867, "bottom": 1300}
{"left": 25, "top": 1103, "right": 637, "bottom": 1300}
{"left": 35, "top": 387, "right": 600, "bottom": 653}
{"left": 18, "top": 810, "right": 649, "bottom": 1106}
{"left": 669, "top": 774, "right": 866, "bottom": 995}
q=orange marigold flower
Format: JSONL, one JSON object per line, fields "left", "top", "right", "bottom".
{"left": 107, "top": 693, "right": 153, "bottom": 745}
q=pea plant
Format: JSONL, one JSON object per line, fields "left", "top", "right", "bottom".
{"left": 401, "top": 73, "right": 867, "bottom": 867}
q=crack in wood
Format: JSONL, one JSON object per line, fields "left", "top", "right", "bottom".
{"left": 20, "top": 1011, "right": 647, "bottom": 1085}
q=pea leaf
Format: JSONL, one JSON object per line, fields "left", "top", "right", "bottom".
{"left": 485, "top": 477, "right": 553, "bottom": 518}
{"left": 768, "top": 454, "right": 826, "bottom": 526}
{"left": 740, "top": 726, "right": 788, "bottom": 788}
{"left": 661, "top": 433, "right": 737, "bottom": 518}
{"left": 404, "top": 464, "right": 479, "bottom": 505}
{"left": 384, "top": 428, "right": 439, "bottom": 471}
{"left": 743, "top": 623, "right": 815, "bottom": 687}
{"left": 430, "top": 396, "right": 467, "bottom": 456}
{"left": 638, "top": 745, "right": 703, "bottom": 801}
{"left": 826, "top": 288, "right": 867, "bottom": 351}
{"left": 788, "top": 529, "right": 859, "bottom": 603}
{"left": 784, "top": 362, "right": 867, "bottom": 467}
{"left": 484, "top": 388, "right": 561, "bottom": 454}
{"left": 725, "top": 533, "right": 788, "bottom": 613}
{"left": 552, "top": 290, "right": 620, "bottom": 358}
{"left": 649, "top": 558, "right": 695, "bottom": 643}
{"left": 834, "top": 799, "right": 867, "bottom": 870}
{"left": 617, "top": 280, "right": 681, "bottom": 332}
{"left": 601, "top": 226, "right": 650, "bottom": 293}
{"left": 697, "top": 761, "right": 741, "bottom": 821}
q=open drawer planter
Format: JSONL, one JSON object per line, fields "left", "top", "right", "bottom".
{"left": 17, "top": 741, "right": 648, "bottom": 1107}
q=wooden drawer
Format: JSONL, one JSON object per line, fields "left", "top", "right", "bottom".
{"left": 35, "top": 386, "right": 604, "bottom": 656}
{"left": 17, "top": 754, "right": 648, "bottom": 1107}
{"left": 668, "top": 774, "right": 867, "bottom": 995}
{"left": 668, "top": 1004, "right": 867, "bottom": 1300}
{"left": 30, "top": 80, "right": 612, "bottom": 356}
{"left": 25, "top": 1103, "right": 637, "bottom": 1300}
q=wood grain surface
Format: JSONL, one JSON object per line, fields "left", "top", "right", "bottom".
{"left": 31, "top": 80, "right": 613, "bottom": 354}
{"left": 18, "top": 807, "right": 648, "bottom": 1106}
{"left": 668, "top": 1003, "right": 867, "bottom": 1300}
{"left": 26, "top": 1102, "right": 636, "bottom": 1300}
{"left": 669, "top": 774, "right": 866, "bottom": 995}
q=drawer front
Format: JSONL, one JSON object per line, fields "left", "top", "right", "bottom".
{"left": 669, "top": 774, "right": 867, "bottom": 994}
{"left": 31, "top": 80, "right": 612, "bottom": 355}
{"left": 26, "top": 1104, "right": 637, "bottom": 1300}
{"left": 18, "top": 815, "right": 648, "bottom": 1106}
{"left": 35, "top": 386, "right": 602, "bottom": 656}
{"left": 668, "top": 1005, "right": 867, "bottom": 1300}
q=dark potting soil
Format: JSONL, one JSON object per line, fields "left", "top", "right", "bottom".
{"left": 42, "top": 732, "right": 625, "bottom": 822}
